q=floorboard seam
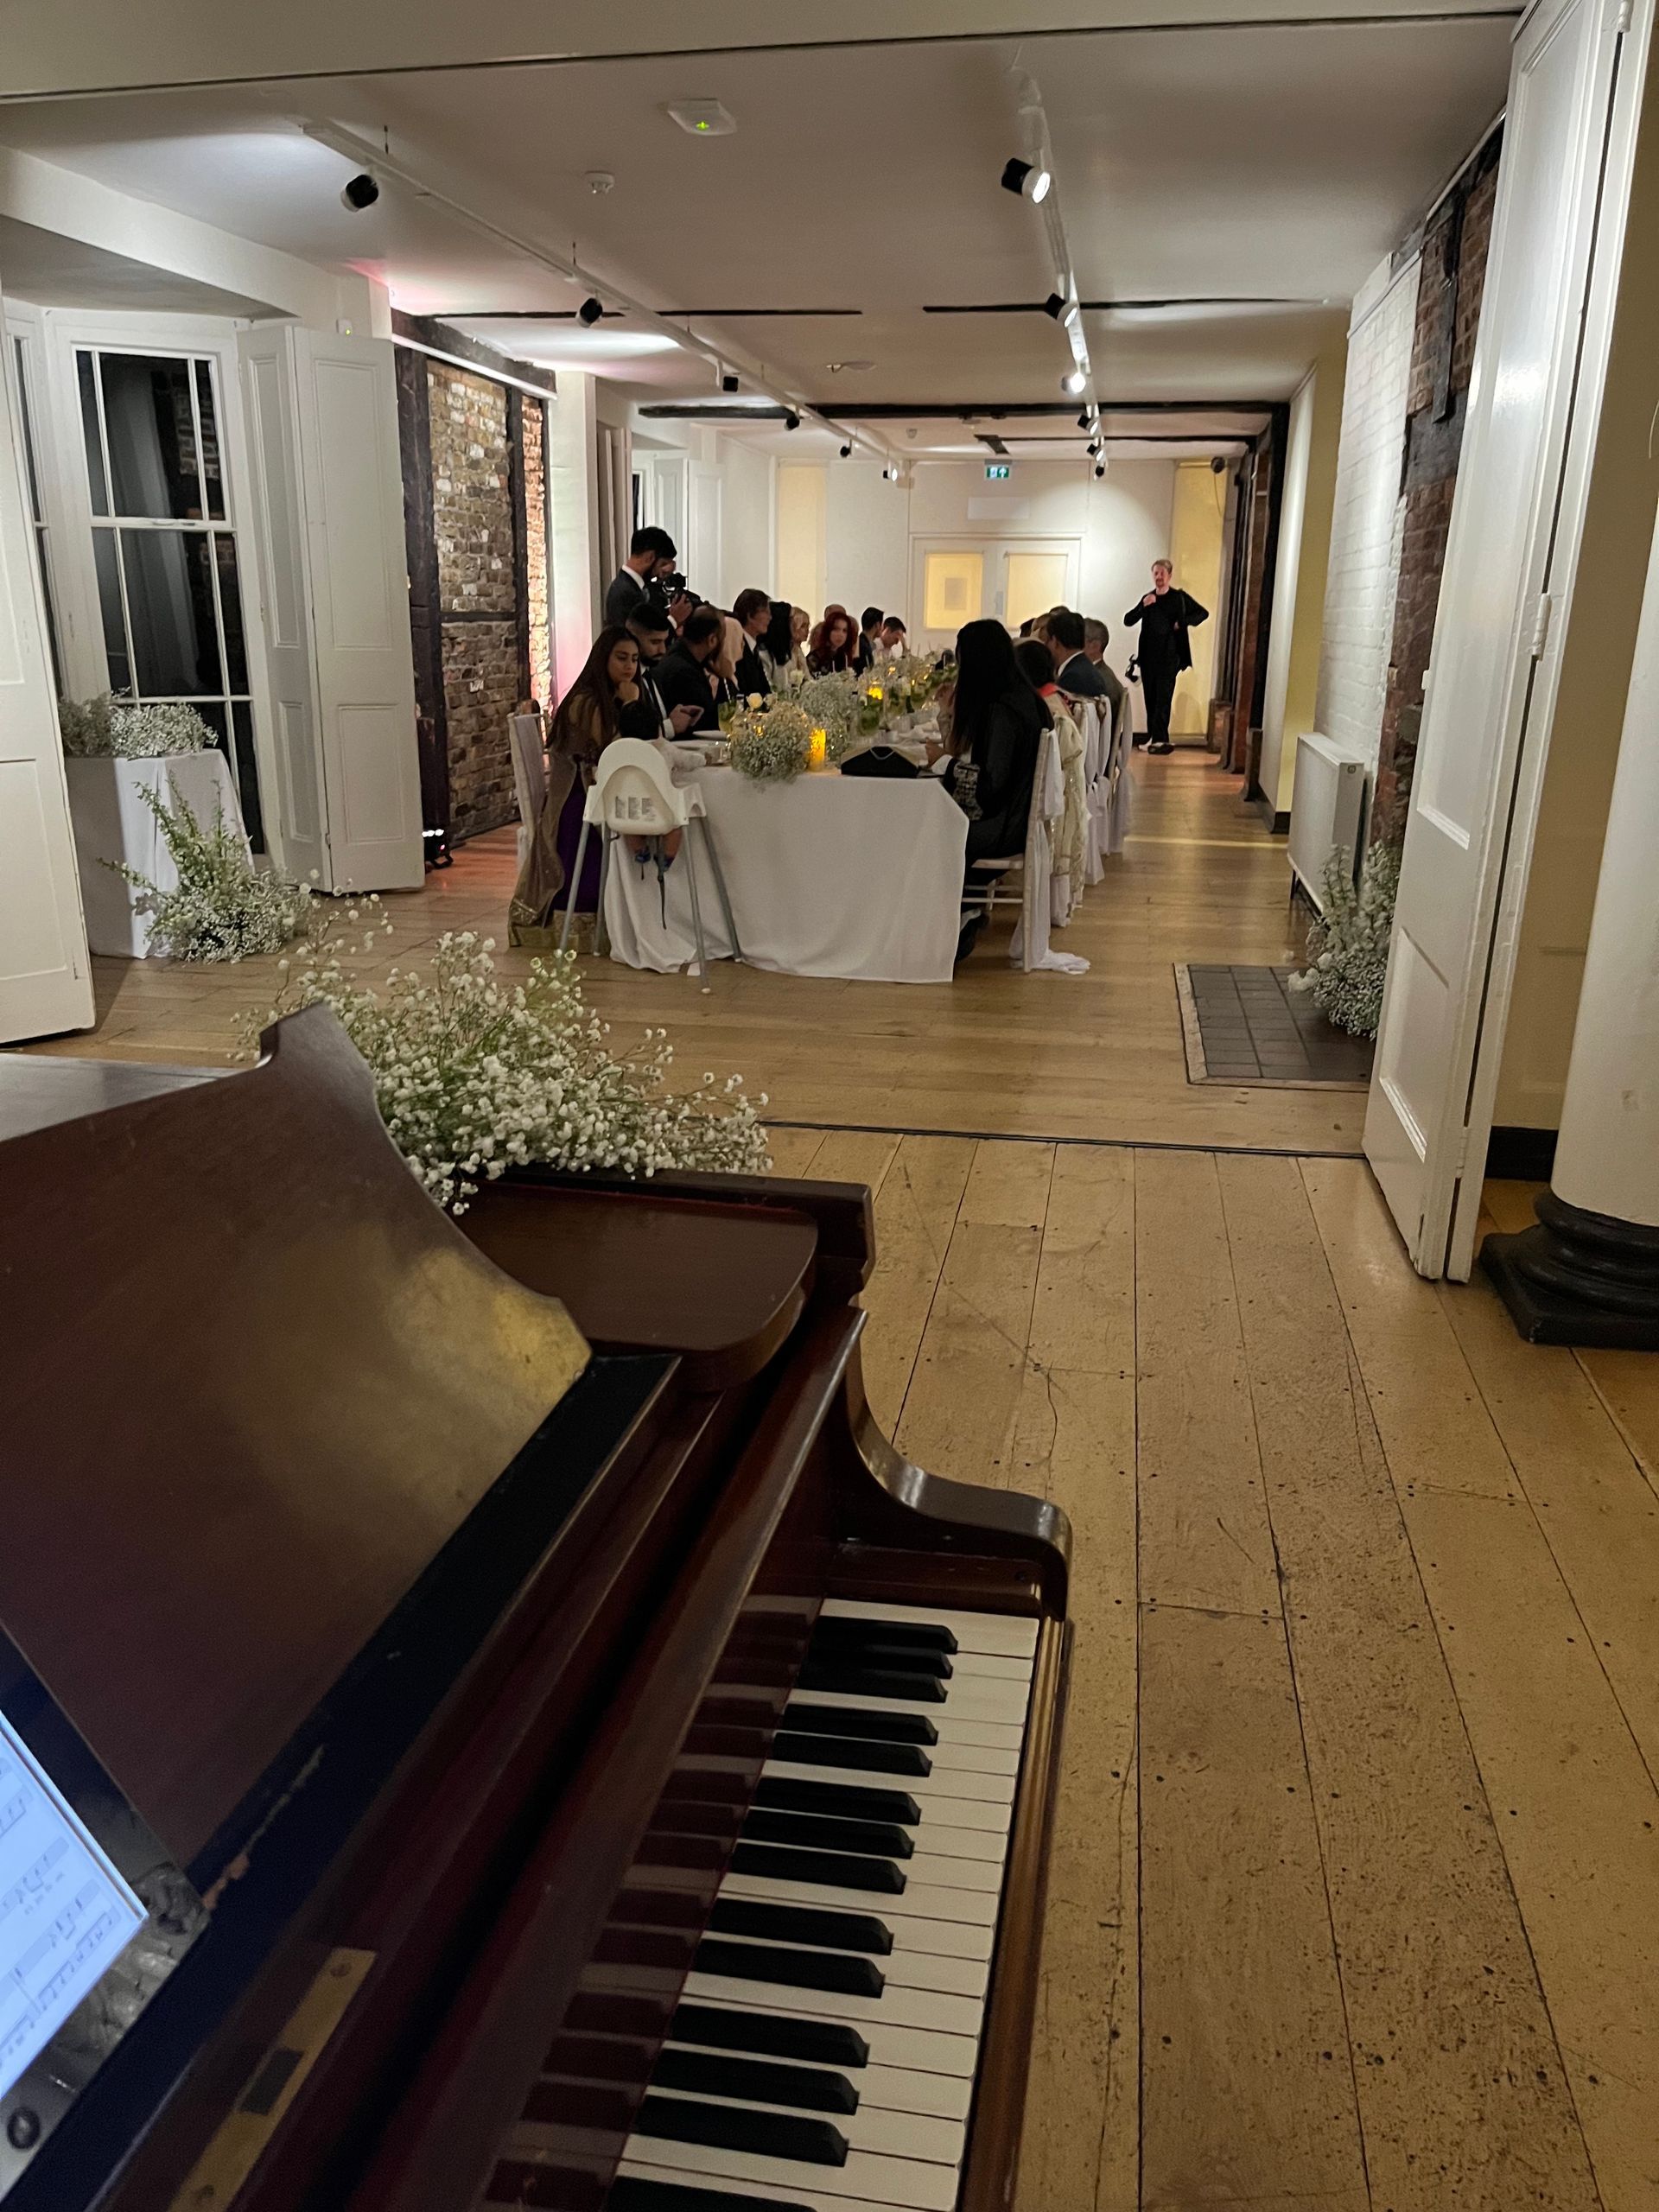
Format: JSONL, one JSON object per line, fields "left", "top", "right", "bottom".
{"left": 769, "top": 1117, "right": 1362, "bottom": 1160}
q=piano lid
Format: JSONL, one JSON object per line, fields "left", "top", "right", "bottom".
{"left": 0, "top": 1008, "right": 588, "bottom": 1871}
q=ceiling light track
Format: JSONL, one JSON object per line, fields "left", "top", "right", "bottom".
{"left": 296, "top": 117, "right": 891, "bottom": 461}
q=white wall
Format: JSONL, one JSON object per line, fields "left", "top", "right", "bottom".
{"left": 825, "top": 460, "right": 912, "bottom": 620}
{"left": 1314, "top": 255, "right": 1419, "bottom": 760}
{"left": 1260, "top": 372, "right": 1317, "bottom": 809}
{"left": 718, "top": 437, "right": 774, "bottom": 608}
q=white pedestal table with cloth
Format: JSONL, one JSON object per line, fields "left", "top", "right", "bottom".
{"left": 603, "top": 764, "right": 969, "bottom": 983}
{"left": 65, "top": 749, "right": 248, "bottom": 957}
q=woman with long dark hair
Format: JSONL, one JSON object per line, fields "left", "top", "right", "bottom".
{"left": 760, "top": 599, "right": 808, "bottom": 687}
{"left": 944, "top": 620, "right": 1051, "bottom": 960}
{"left": 510, "top": 624, "right": 640, "bottom": 939}
{"left": 808, "top": 604, "right": 857, "bottom": 675}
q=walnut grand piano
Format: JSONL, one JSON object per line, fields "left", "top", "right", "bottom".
{"left": 0, "top": 1009, "right": 1069, "bottom": 2212}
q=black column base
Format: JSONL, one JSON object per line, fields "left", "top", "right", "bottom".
{"left": 1481, "top": 1188, "right": 1659, "bottom": 1349}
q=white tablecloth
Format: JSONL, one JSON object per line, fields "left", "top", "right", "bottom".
{"left": 66, "top": 750, "right": 247, "bottom": 957}
{"left": 604, "top": 766, "right": 969, "bottom": 983}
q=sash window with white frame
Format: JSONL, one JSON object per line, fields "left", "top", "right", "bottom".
{"left": 73, "top": 346, "right": 264, "bottom": 850}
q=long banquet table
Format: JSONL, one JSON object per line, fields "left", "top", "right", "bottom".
{"left": 603, "top": 761, "right": 968, "bottom": 983}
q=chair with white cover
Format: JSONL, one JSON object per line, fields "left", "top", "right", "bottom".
{"left": 960, "top": 728, "right": 1047, "bottom": 932}
{"left": 558, "top": 738, "right": 741, "bottom": 990}
{"left": 1103, "top": 687, "right": 1135, "bottom": 857}
{"left": 508, "top": 712, "right": 547, "bottom": 870}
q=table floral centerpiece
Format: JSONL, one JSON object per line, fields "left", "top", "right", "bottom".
{"left": 728, "top": 696, "right": 814, "bottom": 783}
{"left": 60, "top": 692, "right": 215, "bottom": 759}
{"left": 796, "top": 671, "right": 861, "bottom": 762}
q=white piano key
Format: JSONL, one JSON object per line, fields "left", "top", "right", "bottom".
{"left": 819, "top": 1599, "right": 1039, "bottom": 1658}
{"left": 620, "top": 2145, "right": 957, "bottom": 2212}
{"left": 927, "top": 1650, "right": 1032, "bottom": 1684}
{"left": 645, "top": 2081, "right": 964, "bottom": 2166}
{"left": 679, "top": 1967, "right": 982, "bottom": 2039}
{"left": 660, "top": 2045, "right": 976, "bottom": 2122}
{"left": 679, "top": 1996, "right": 979, "bottom": 2082}
{"left": 721, "top": 1866, "right": 1000, "bottom": 1928}
{"left": 784, "top": 1703, "right": 1026, "bottom": 1754}
{"left": 786, "top": 1679, "right": 1029, "bottom": 1726}
{"left": 761, "top": 1761, "right": 1013, "bottom": 1818}
{"left": 701, "top": 1930, "right": 988, "bottom": 2000}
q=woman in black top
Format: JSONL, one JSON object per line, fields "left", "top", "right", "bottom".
{"left": 943, "top": 620, "right": 1049, "bottom": 960}
{"left": 1122, "top": 559, "right": 1208, "bottom": 753}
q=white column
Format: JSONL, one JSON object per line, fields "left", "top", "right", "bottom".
{"left": 1551, "top": 493, "right": 1659, "bottom": 1228}
{"left": 547, "top": 368, "right": 601, "bottom": 697}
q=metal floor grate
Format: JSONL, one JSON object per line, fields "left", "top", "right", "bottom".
{"left": 1176, "top": 964, "right": 1374, "bottom": 1089}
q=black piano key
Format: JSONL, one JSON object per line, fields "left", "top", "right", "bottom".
{"left": 743, "top": 1806, "right": 914, "bottom": 1860}
{"left": 633, "top": 2094, "right": 849, "bottom": 2167}
{"left": 807, "top": 1635, "right": 952, "bottom": 1681}
{"left": 772, "top": 1731, "right": 931, "bottom": 1778}
{"left": 753, "top": 1777, "right": 920, "bottom": 1825}
{"left": 611, "top": 2178, "right": 814, "bottom": 2212}
{"left": 812, "top": 1615, "right": 958, "bottom": 1656}
{"left": 729, "top": 1841, "right": 905, "bottom": 1894}
{"left": 709, "top": 1897, "right": 893, "bottom": 1955}
{"left": 784, "top": 1700, "right": 938, "bottom": 1746}
{"left": 695, "top": 1937, "right": 885, "bottom": 1999}
{"left": 652, "top": 2047, "right": 860, "bottom": 2115}
{"left": 671, "top": 2002, "right": 869, "bottom": 2069}
{"left": 794, "top": 1662, "right": 947, "bottom": 1703}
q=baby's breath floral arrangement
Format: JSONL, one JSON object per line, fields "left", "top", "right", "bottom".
{"left": 728, "top": 696, "right": 814, "bottom": 783}
{"left": 797, "top": 671, "right": 861, "bottom": 760}
{"left": 1290, "top": 839, "right": 1400, "bottom": 1039}
{"left": 243, "top": 915, "right": 769, "bottom": 1214}
{"left": 60, "top": 693, "right": 214, "bottom": 759}
{"left": 110, "top": 788, "right": 311, "bottom": 963}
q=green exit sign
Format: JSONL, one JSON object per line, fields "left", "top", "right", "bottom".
{"left": 984, "top": 463, "right": 1011, "bottom": 480}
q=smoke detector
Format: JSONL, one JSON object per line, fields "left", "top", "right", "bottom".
{"left": 667, "top": 100, "right": 737, "bottom": 137}
{"left": 827, "top": 359, "right": 874, "bottom": 374}
{"left": 586, "top": 172, "right": 614, "bottom": 195}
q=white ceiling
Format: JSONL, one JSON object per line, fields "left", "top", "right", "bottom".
{"left": 0, "top": 18, "right": 1510, "bottom": 454}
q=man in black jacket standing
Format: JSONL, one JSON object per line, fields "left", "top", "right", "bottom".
{"left": 1123, "top": 560, "right": 1207, "bottom": 753}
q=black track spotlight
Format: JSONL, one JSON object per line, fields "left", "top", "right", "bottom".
{"left": 839, "top": 442, "right": 853, "bottom": 458}
{"left": 1088, "top": 440, "right": 1101, "bottom": 457}
{"left": 1076, "top": 408, "right": 1091, "bottom": 429}
{"left": 785, "top": 410, "right": 802, "bottom": 431}
{"left": 1094, "top": 462, "right": 1107, "bottom": 480}
{"left": 1042, "top": 291, "right": 1065, "bottom": 321}
{"left": 1001, "top": 156, "right": 1052, "bottom": 204}
{"left": 340, "top": 172, "right": 379, "bottom": 213}
{"left": 1211, "top": 453, "right": 1228, "bottom": 474}
{"left": 577, "top": 296, "right": 604, "bottom": 327}
{"left": 721, "top": 371, "right": 741, "bottom": 393}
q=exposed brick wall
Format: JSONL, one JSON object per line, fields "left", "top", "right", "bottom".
{"left": 1376, "top": 138, "right": 1501, "bottom": 831}
{"left": 429, "top": 362, "right": 519, "bottom": 840}
{"left": 523, "top": 397, "right": 550, "bottom": 712}
{"left": 1313, "top": 259, "right": 1418, "bottom": 763}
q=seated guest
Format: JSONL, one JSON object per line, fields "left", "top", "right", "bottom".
{"left": 605, "top": 526, "right": 677, "bottom": 628}
{"left": 809, "top": 604, "right": 858, "bottom": 674}
{"left": 732, "top": 588, "right": 773, "bottom": 697}
{"left": 944, "top": 618, "right": 1050, "bottom": 961}
{"left": 879, "top": 615, "right": 908, "bottom": 660}
{"left": 855, "top": 607, "right": 885, "bottom": 672}
{"left": 511, "top": 625, "right": 639, "bottom": 936}
{"left": 1015, "top": 637, "right": 1088, "bottom": 899}
{"left": 1046, "top": 607, "right": 1109, "bottom": 699}
{"left": 1083, "top": 615, "right": 1127, "bottom": 718}
{"left": 760, "top": 600, "right": 809, "bottom": 687}
{"left": 622, "top": 613, "right": 703, "bottom": 742}
{"left": 653, "top": 607, "right": 728, "bottom": 733}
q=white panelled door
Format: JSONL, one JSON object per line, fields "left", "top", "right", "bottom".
{"left": 1363, "top": 0, "right": 1643, "bottom": 1277}
{"left": 239, "top": 326, "right": 422, "bottom": 892}
{"left": 0, "top": 278, "right": 92, "bottom": 1043}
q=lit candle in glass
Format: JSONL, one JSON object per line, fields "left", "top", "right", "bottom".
{"left": 868, "top": 683, "right": 884, "bottom": 702}
{"left": 809, "top": 727, "right": 829, "bottom": 771}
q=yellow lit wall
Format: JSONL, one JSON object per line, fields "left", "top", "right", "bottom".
{"left": 776, "top": 462, "right": 827, "bottom": 620}
{"left": 1168, "top": 461, "right": 1227, "bottom": 735}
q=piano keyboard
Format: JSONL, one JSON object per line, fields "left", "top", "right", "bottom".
{"left": 606, "top": 1599, "right": 1039, "bottom": 2212}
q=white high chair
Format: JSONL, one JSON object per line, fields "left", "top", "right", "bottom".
{"left": 558, "top": 739, "right": 742, "bottom": 989}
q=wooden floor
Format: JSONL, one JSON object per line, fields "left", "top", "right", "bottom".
{"left": 28, "top": 747, "right": 1364, "bottom": 1155}
{"left": 20, "top": 750, "right": 1659, "bottom": 2206}
{"left": 759, "top": 1130, "right": 1659, "bottom": 2212}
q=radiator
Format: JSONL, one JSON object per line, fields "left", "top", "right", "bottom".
{"left": 1288, "top": 733, "right": 1372, "bottom": 911}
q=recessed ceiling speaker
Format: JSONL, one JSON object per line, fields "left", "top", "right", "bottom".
{"left": 668, "top": 100, "right": 738, "bottom": 137}
{"left": 577, "top": 296, "right": 605, "bottom": 327}
{"left": 340, "top": 173, "right": 379, "bottom": 212}
{"left": 1001, "top": 156, "right": 1052, "bottom": 204}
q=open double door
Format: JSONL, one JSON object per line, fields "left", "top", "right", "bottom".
{"left": 1365, "top": 0, "right": 1652, "bottom": 1278}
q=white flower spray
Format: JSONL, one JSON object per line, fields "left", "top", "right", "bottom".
{"left": 1288, "top": 841, "right": 1400, "bottom": 1039}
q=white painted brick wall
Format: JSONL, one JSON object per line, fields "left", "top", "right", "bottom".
{"left": 1313, "top": 257, "right": 1420, "bottom": 761}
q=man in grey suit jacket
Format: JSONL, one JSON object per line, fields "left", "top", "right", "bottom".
{"left": 1047, "top": 608, "right": 1108, "bottom": 699}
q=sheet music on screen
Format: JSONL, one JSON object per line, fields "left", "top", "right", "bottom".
{"left": 0, "top": 1714, "right": 146, "bottom": 2101}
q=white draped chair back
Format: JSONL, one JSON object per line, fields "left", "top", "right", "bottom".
{"left": 507, "top": 712, "right": 547, "bottom": 869}
{"left": 1103, "top": 688, "right": 1135, "bottom": 857}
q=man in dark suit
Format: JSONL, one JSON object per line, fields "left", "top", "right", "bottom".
{"left": 620, "top": 612, "right": 703, "bottom": 742}
{"left": 1046, "top": 608, "right": 1108, "bottom": 698}
{"left": 732, "top": 588, "right": 773, "bottom": 699}
{"left": 605, "top": 526, "right": 677, "bottom": 628}
{"left": 1123, "top": 560, "right": 1208, "bottom": 753}
{"left": 652, "top": 607, "right": 727, "bottom": 733}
